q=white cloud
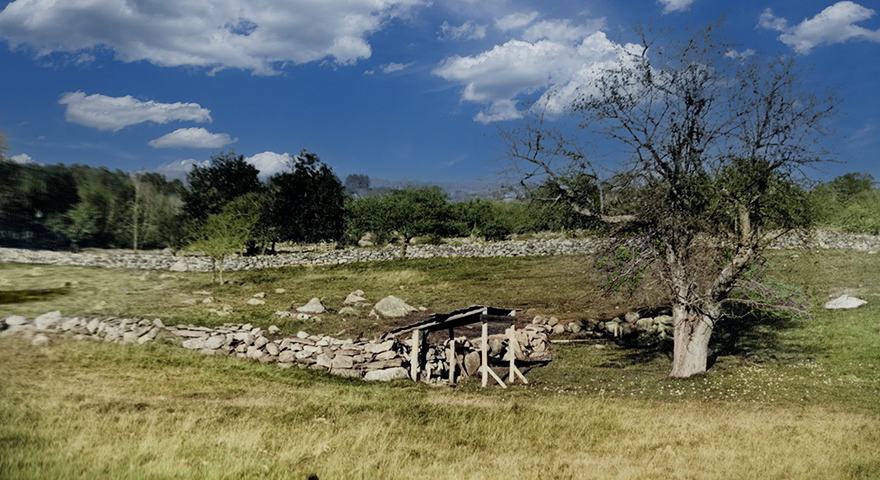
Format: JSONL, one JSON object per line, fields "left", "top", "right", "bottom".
{"left": 0, "top": 0, "right": 426, "bottom": 75}
{"left": 433, "top": 27, "right": 637, "bottom": 123}
{"left": 522, "top": 18, "right": 606, "bottom": 43}
{"left": 495, "top": 11, "right": 539, "bottom": 31}
{"left": 439, "top": 20, "right": 487, "bottom": 40}
{"left": 725, "top": 48, "right": 755, "bottom": 59}
{"left": 148, "top": 128, "right": 236, "bottom": 149}
{"left": 759, "top": 2, "right": 880, "bottom": 54}
{"left": 244, "top": 151, "right": 292, "bottom": 179}
{"left": 59, "top": 92, "right": 212, "bottom": 132}
{"left": 657, "top": 0, "right": 696, "bottom": 14}
{"left": 155, "top": 159, "right": 210, "bottom": 181}
{"left": 381, "top": 62, "right": 415, "bottom": 73}
{"left": 10, "top": 153, "right": 38, "bottom": 164}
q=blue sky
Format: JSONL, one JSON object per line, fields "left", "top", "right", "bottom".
{"left": 1, "top": 0, "right": 878, "bottom": 187}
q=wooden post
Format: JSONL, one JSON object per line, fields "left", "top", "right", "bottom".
{"left": 447, "top": 337, "right": 456, "bottom": 386}
{"left": 506, "top": 325, "right": 530, "bottom": 385}
{"left": 481, "top": 320, "right": 488, "bottom": 388}
{"left": 410, "top": 329, "right": 421, "bottom": 382}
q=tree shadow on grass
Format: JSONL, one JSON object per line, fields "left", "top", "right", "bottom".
{"left": 0, "top": 286, "right": 69, "bottom": 306}
{"left": 597, "top": 304, "right": 820, "bottom": 370}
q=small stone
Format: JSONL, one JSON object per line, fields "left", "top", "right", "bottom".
{"left": 265, "top": 343, "right": 280, "bottom": 356}
{"left": 625, "top": 312, "right": 640, "bottom": 322}
{"left": 365, "top": 339, "right": 395, "bottom": 354}
{"left": 182, "top": 337, "right": 207, "bottom": 349}
{"left": 375, "top": 350, "right": 398, "bottom": 361}
{"left": 32, "top": 334, "right": 50, "bottom": 347}
{"left": 316, "top": 354, "right": 332, "bottom": 368}
{"left": 330, "top": 355, "right": 354, "bottom": 369}
{"left": 275, "top": 311, "right": 292, "bottom": 318}
{"left": 204, "top": 335, "right": 227, "bottom": 350}
{"left": 552, "top": 324, "right": 566, "bottom": 335}
{"left": 268, "top": 325, "right": 280, "bottom": 334}
{"left": 295, "top": 313, "right": 312, "bottom": 320}
{"left": 296, "top": 331, "right": 309, "bottom": 339}
{"left": 253, "top": 292, "right": 266, "bottom": 298}
{"left": 547, "top": 316, "right": 559, "bottom": 327}
{"left": 567, "top": 322, "right": 583, "bottom": 334}
{"left": 274, "top": 288, "right": 286, "bottom": 294}
{"left": 254, "top": 336, "right": 269, "bottom": 348}
{"left": 246, "top": 298, "right": 265, "bottom": 306}
{"left": 278, "top": 350, "right": 296, "bottom": 363}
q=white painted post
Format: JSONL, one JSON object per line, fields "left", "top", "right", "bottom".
{"left": 481, "top": 320, "right": 488, "bottom": 388}
{"left": 410, "top": 329, "right": 421, "bottom": 382}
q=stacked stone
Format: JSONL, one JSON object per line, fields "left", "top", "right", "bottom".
{"left": 530, "top": 312, "right": 675, "bottom": 340}
{"left": 0, "top": 311, "right": 170, "bottom": 346}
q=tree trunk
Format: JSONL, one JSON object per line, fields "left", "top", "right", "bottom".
{"left": 669, "top": 303, "right": 715, "bottom": 378}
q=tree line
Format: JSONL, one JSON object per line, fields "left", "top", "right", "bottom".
{"left": 1, "top": 149, "right": 878, "bottom": 256}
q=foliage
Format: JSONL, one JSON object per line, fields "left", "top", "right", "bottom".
{"left": 266, "top": 150, "right": 346, "bottom": 245}
{"left": 810, "top": 173, "right": 880, "bottom": 235}
{"left": 344, "top": 173, "right": 371, "bottom": 194}
{"left": 182, "top": 151, "right": 262, "bottom": 223}
{"left": 501, "top": 20, "right": 837, "bottom": 377}
{"left": 188, "top": 196, "right": 260, "bottom": 283}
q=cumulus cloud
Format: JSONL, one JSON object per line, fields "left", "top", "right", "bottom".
{"left": 433, "top": 25, "right": 637, "bottom": 123}
{"left": 759, "top": 1, "right": 880, "bottom": 54}
{"left": 439, "top": 20, "right": 487, "bottom": 40}
{"left": 155, "top": 159, "right": 210, "bottom": 181}
{"left": 59, "top": 92, "right": 212, "bottom": 132}
{"left": 0, "top": 0, "right": 426, "bottom": 74}
{"left": 725, "top": 48, "right": 755, "bottom": 59}
{"left": 148, "top": 128, "right": 236, "bottom": 149}
{"left": 10, "top": 153, "right": 38, "bottom": 164}
{"left": 657, "top": 0, "right": 696, "bottom": 14}
{"left": 244, "top": 151, "right": 293, "bottom": 179}
{"left": 495, "top": 11, "right": 539, "bottom": 31}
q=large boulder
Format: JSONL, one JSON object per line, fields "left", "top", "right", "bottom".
{"left": 372, "top": 296, "right": 417, "bottom": 318}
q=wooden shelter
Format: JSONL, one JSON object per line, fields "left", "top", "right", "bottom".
{"left": 387, "top": 306, "right": 536, "bottom": 387}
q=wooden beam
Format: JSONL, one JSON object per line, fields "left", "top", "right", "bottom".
{"left": 478, "top": 365, "right": 507, "bottom": 388}
{"left": 506, "top": 326, "right": 530, "bottom": 385}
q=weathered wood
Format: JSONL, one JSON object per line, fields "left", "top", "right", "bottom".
{"left": 478, "top": 365, "right": 507, "bottom": 388}
{"left": 447, "top": 337, "right": 455, "bottom": 385}
{"left": 481, "top": 320, "right": 488, "bottom": 388}
{"left": 410, "top": 329, "right": 421, "bottom": 381}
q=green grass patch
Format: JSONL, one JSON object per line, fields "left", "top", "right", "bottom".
{"left": 1, "top": 250, "right": 879, "bottom": 478}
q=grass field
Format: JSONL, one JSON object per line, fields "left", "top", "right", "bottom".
{"left": 1, "top": 250, "right": 879, "bottom": 479}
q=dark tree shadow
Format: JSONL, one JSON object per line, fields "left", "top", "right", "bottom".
{"left": 0, "top": 286, "right": 70, "bottom": 305}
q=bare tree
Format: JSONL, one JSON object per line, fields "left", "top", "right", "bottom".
{"left": 501, "top": 22, "right": 836, "bottom": 377}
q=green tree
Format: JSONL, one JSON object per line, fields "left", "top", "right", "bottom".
{"left": 502, "top": 21, "right": 836, "bottom": 377}
{"left": 189, "top": 195, "right": 260, "bottom": 284}
{"left": 347, "top": 186, "right": 453, "bottom": 258}
{"left": 266, "top": 150, "right": 345, "bottom": 246}
{"left": 344, "top": 173, "right": 371, "bottom": 195}
{"left": 182, "top": 151, "right": 262, "bottom": 223}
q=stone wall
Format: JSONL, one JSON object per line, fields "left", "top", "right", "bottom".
{"left": 0, "top": 231, "right": 876, "bottom": 272}
{"left": 0, "top": 311, "right": 554, "bottom": 384}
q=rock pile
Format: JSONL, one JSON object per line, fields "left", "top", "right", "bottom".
{"left": 530, "top": 312, "right": 675, "bottom": 340}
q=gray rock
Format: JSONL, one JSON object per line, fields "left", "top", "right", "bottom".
{"left": 86, "top": 318, "right": 101, "bottom": 333}
{"left": 331, "top": 355, "right": 354, "bottom": 369}
{"left": 344, "top": 291, "right": 367, "bottom": 305}
{"left": 252, "top": 292, "right": 266, "bottom": 298}
{"left": 624, "top": 312, "right": 640, "bottom": 322}
{"left": 316, "top": 354, "right": 332, "bottom": 368}
{"left": 364, "top": 367, "right": 409, "bottom": 382}
{"left": 365, "top": 339, "right": 395, "bottom": 354}
{"left": 567, "top": 322, "right": 583, "bottom": 333}
{"left": 338, "top": 307, "right": 359, "bottom": 316}
{"left": 169, "top": 259, "right": 188, "bottom": 272}
{"left": 204, "top": 335, "right": 227, "bottom": 350}
{"left": 278, "top": 350, "right": 296, "bottom": 363}
{"left": 31, "top": 334, "right": 50, "bottom": 347}
{"left": 265, "top": 342, "right": 280, "bottom": 356}
{"left": 824, "top": 295, "right": 867, "bottom": 309}
{"left": 297, "top": 298, "right": 326, "bottom": 314}
{"left": 182, "top": 337, "right": 208, "bottom": 349}
{"left": 464, "top": 351, "right": 481, "bottom": 377}
{"left": 34, "top": 311, "right": 62, "bottom": 330}
{"left": 5, "top": 315, "right": 28, "bottom": 327}
{"left": 374, "top": 350, "right": 398, "bottom": 361}
{"left": 246, "top": 298, "right": 265, "bottom": 306}
{"left": 274, "top": 311, "right": 293, "bottom": 318}
{"left": 122, "top": 331, "right": 139, "bottom": 344}
{"left": 372, "top": 296, "right": 417, "bottom": 318}
{"left": 552, "top": 324, "right": 566, "bottom": 335}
